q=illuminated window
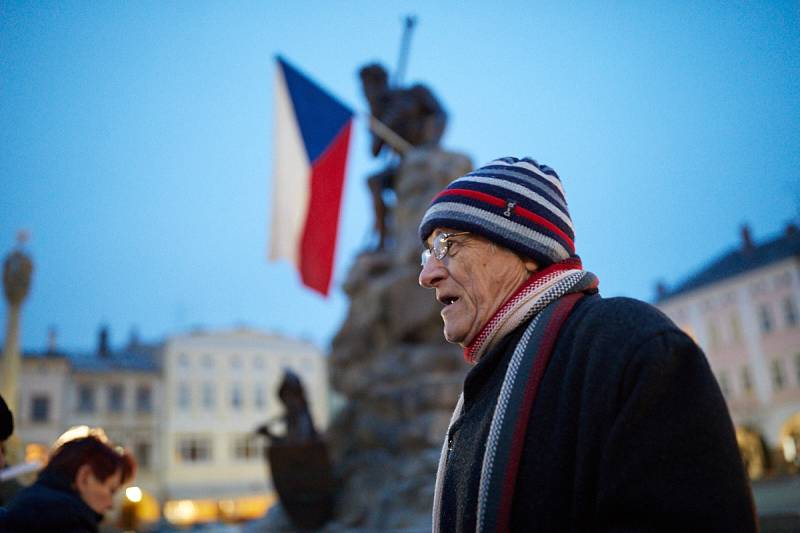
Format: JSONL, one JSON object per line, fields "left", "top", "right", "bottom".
{"left": 31, "top": 395, "right": 50, "bottom": 423}
{"left": 177, "top": 436, "right": 212, "bottom": 463}
{"left": 771, "top": 359, "right": 785, "bottom": 390}
{"left": 77, "top": 384, "right": 95, "bottom": 413}
{"left": 108, "top": 384, "right": 124, "bottom": 413}
{"left": 24, "top": 443, "right": 48, "bottom": 464}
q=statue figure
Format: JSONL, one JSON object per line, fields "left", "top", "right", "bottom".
{"left": 255, "top": 369, "right": 317, "bottom": 444}
{"left": 254, "top": 370, "right": 333, "bottom": 530}
{"left": 360, "top": 63, "right": 447, "bottom": 250}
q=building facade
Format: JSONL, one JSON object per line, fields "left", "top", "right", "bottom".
{"left": 656, "top": 224, "right": 800, "bottom": 478}
{"left": 161, "top": 328, "right": 328, "bottom": 525}
{"left": 9, "top": 326, "right": 328, "bottom": 527}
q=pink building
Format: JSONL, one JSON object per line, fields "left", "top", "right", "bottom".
{"left": 656, "top": 224, "right": 800, "bottom": 478}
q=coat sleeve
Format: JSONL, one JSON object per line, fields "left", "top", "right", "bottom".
{"left": 595, "top": 330, "right": 758, "bottom": 532}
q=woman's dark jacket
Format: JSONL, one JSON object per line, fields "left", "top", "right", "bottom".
{"left": 439, "top": 295, "right": 757, "bottom": 532}
{"left": 0, "top": 470, "right": 103, "bottom": 533}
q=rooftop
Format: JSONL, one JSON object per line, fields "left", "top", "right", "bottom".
{"left": 23, "top": 343, "right": 162, "bottom": 373}
{"left": 656, "top": 223, "right": 800, "bottom": 303}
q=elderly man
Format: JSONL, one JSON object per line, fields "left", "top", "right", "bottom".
{"left": 418, "top": 157, "right": 756, "bottom": 532}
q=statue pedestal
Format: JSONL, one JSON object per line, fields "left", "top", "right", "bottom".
{"left": 326, "top": 148, "right": 473, "bottom": 530}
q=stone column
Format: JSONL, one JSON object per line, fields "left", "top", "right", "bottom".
{"left": 1, "top": 232, "right": 34, "bottom": 463}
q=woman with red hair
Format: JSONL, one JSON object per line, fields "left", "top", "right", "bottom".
{"left": 0, "top": 428, "right": 136, "bottom": 532}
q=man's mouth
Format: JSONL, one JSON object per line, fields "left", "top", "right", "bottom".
{"left": 438, "top": 294, "right": 459, "bottom": 306}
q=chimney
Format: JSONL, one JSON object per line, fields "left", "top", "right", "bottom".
{"left": 786, "top": 222, "right": 799, "bottom": 239}
{"left": 47, "top": 326, "right": 57, "bottom": 354}
{"left": 655, "top": 281, "right": 668, "bottom": 300}
{"left": 97, "top": 326, "right": 110, "bottom": 357}
{"left": 740, "top": 224, "right": 754, "bottom": 253}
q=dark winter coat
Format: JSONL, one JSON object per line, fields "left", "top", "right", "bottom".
{"left": 439, "top": 295, "right": 757, "bottom": 532}
{"left": 0, "top": 470, "right": 102, "bottom": 533}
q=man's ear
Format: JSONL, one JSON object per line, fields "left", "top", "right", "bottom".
{"left": 74, "top": 463, "right": 93, "bottom": 490}
{"left": 523, "top": 258, "right": 538, "bottom": 274}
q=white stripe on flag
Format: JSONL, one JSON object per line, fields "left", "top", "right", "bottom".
{"left": 269, "top": 64, "right": 312, "bottom": 267}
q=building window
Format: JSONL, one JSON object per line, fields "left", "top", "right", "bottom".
{"left": 231, "top": 383, "right": 243, "bottom": 410}
{"left": 108, "top": 384, "right": 125, "bottom": 413}
{"left": 135, "top": 441, "right": 152, "bottom": 469}
{"left": 717, "top": 373, "right": 730, "bottom": 397}
{"left": 231, "top": 354, "right": 243, "bottom": 370}
{"left": 771, "top": 359, "right": 785, "bottom": 390}
{"left": 77, "top": 384, "right": 95, "bottom": 413}
{"left": 178, "top": 353, "right": 190, "bottom": 368}
{"left": 758, "top": 305, "right": 773, "bottom": 334}
{"left": 202, "top": 353, "right": 214, "bottom": 369}
{"left": 741, "top": 366, "right": 754, "bottom": 395}
{"left": 177, "top": 383, "right": 191, "bottom": 410}
{"left": 784, "top": 297, "right": 798, "bottom": 327}
{"left": 254, "top": 355, "right": 264, "bottom": 370}
{"left": 232, "top": 434, "right": 261, "bottom": 461}
{"left": 202, "top": 382, "right": 215, "bottom": 410}
{"left": 136, "top": 385, "right": 152, "bottom": 413}
{"left": 31, "top": 395, "right": 50, "bottom": 423}
{"left": 729, "top": 313, "right": 742, "bottom": 343}
{"left": 795, "top": 353, "right": 800, "bottom": 386}
{"left": 706, "top": 320, "right": 720, "bottom": 351}
{"left": 177, "top": 436, "right": 212, "bottom": 463}
{"left": 255, "top": 384, "right": 266, "bottom": 410}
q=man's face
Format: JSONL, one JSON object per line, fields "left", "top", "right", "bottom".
{"left": 419, "top": 228, "right": 534, "bottom": 347}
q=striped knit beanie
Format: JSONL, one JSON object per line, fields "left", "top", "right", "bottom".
{"left": 418, "top": 157, "right": 576, "bottom": 267}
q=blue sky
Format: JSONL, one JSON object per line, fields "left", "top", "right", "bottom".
{"left": 1, "top": 1, "right": 798, "bottom": 352}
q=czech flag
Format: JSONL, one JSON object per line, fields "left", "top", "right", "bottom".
{"left": 269, "top": 56, "right": 354, "bottom": 296}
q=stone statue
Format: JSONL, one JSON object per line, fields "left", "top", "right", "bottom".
{"left": 256, "top": 369, "right": 317, "bottom": 444}
{"left": 254, "top": 369, "right": 333, "bottom": 529}
{"left": 360, "top": 63, "right": 447, "bottom": 250}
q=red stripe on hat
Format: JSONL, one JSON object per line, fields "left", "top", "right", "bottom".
{"left": 436, "top": 188, "right": 575, "bottom": 252}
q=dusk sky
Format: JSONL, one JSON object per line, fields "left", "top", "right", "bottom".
{"left": 1, "top": 2, "right": 798, "bottom": 352}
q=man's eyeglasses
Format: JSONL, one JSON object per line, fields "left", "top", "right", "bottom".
{"left": 421, "top": 231, "right": 470, "bottom": 266}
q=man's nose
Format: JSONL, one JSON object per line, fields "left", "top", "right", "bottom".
{"left": 419, "top": 256, "right": 446, "bottom": 288}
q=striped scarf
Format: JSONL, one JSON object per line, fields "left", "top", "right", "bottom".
{"left": 433, "top": 259, "right": 599, "bottom": 532}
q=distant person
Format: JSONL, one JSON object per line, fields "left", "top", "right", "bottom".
{"left": 0, "top": 394, "right": 12, "bottom": 471}
{"left": 418, "top": 157, "right": 757, "bottom": 531}
{"left": 0, "top": 393, "right": 21, "bottom": 507}
{"left": 1, "top": 429, "right": 136, "bottom": 533}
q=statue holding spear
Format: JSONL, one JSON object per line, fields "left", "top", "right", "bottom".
{"left": 360, "top": 16, "right": 448, "bottom": 251}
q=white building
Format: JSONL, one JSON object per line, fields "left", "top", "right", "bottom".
{"left": 160, "top": 328, "right": 329, "bottom": 525}
{"left": 656, "top": 224, "right": 800, "bottom": 477}
{"left": 15, "top": 350, "right": 71, "bottom": 466}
